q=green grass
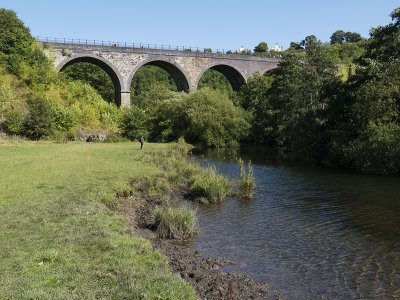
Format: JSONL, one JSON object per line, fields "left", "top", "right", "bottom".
{"left": 144, "top": 140, "right": 231, "bottom": 204}
{"left": 154, "top": 205, "right": 197, "bottom": 239}
{"left": 239, "top": 159, "right": 256, "bottom": 199}
{"left": 0, "top": 141, "right": 197, "bottom": 299}
{"left": 189, "top": 165, "right": 231, "bottom": 203}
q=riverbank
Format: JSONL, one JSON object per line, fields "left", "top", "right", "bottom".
{"left": 0, "top": 141, "right": 279, "bottom": 299}
{"left": 118, "top": 184, "right": 280, "bottom": 299}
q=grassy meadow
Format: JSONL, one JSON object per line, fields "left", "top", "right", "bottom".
{"left": 0, "top": 141, "right": 197, "bottom": 299}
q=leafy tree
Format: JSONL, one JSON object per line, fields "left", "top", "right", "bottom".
{"left": 2, "top": 108, "right": 26, "bottom": 135}
{"left": 0, "top": 9, "right": 53, "bottom": 84}
{"left": 0, "top": 9, "right": 34, "bottom": 69}
{"left": 328, "top": 7, "right": 400, "bottom": 174}
{"left": 331, "top": 30, "right": 363, "bottom": 44}
{"left": 289, "top": 42, "right": 303, "bottom": 50}
{"left": 148, "top": 89, "right": 249, "bottom": 147}
{"left": 330, "top": 30, "right": 346, "bottom": 44}
{"left": 25, "top": 95, "right": 56, "bottom": 139}
{"left": 119, "top": 106, "right": 149, "bottom": 140}
{"left": 344, "top": 31, "right": 363, "bottom": 43}
{"left": 239, "top": 72, "right": 275, "bottom": 144}
{"left": 301, "top": 35, "right": 317, "bottom": 49}
{"left": 178, "top": 88, "right": 250, "bottom": 147}
{"left": 254, "top": 42, "right": 268, "bottom": 54}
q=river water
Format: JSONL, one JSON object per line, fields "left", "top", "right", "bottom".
{"left": 189, "top": 146, "right": 400, "bottom": 299}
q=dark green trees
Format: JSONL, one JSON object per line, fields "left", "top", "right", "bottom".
{"left": 328, "top": 8, "right": 400, "bottom": 174}
{"left": 330, "top": 30, "right": 363, "bottom": 44}
{"left": 254, "top": 42, "right": 268, "bottom": 54}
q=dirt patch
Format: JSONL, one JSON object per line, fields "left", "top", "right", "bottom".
{"left": 118, "top": 186, "right": 284, "bottom": 300}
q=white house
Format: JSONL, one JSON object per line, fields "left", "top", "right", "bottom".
{"left": 271, "top": 43, "right": 283, "bottom": 52}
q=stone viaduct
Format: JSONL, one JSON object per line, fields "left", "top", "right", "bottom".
{"left": 39, "top": 41, "right": 280, "bottom": 107}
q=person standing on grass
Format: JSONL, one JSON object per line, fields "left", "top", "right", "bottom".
{"left": 139, "top": 135, "right": 144, "bottom": 149}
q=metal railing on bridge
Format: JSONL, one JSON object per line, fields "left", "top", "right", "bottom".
{"left": 35, "top": 36, "right": 282, "bottom": 58}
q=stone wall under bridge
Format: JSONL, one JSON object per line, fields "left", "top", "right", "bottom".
{"left": 40, "top": 41, "right": 280, "bottom": 107}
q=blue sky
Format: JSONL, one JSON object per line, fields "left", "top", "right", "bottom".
{"left": 1, "top": 0, "right": 399, "bottom": 51}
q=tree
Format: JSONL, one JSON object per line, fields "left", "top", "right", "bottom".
{"left": 330, "top": 30, "right": 346, "bottom": 44}
{"left": 239, "top": 72, "right": 275, "bottom": 144}
{"left": 25, "top": 95, "right": 56, "bottom": 139}
{"left": 301, "top": 35, "right": 317, "bottom": 49}
{"left": 328, "top": 7, "right": 400, "bottom": 174}
{"left": 0, "top": 9, "right": 52, "bottom": 82}
{"left": 289, "top": 42, "right": 303, "bottom": 50}
{"left": 254, "top": 42, "right": 268, "bottom": 54}
{"left": 344, "top": 31, "right": 363, "bottom": 43}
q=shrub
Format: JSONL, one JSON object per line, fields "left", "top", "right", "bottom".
{"left": 25, "top": 95, "right": 55, "bottom": 139}
{"left": 178, "top": 88, "right": 250, "bottom": 147}
{"left": 154, "top": 205, "right": 197, "bottom": 239}
{"left": 239, "top": 159, "right": 256, "bottom": 198}
{"left": 189, "top": 164, "right": 231, "bottom": 203}
{"left": 54, "top": 105, "right": 78, "bottom": 131}
{"left": 105, "top": 132, "right": 129, "bottom": 143}
{"left": 119, "top": 106, "right": 149, "bottom": 140}
{"left": 2, "top": 108, "right": 25, "bottom": 134}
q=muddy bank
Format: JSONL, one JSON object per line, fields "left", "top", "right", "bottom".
{"left": 118, "top": 186, "right": 283, "bottom": 300}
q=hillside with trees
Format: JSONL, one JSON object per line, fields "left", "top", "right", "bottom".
{"left": 1, "top": 7, "right": 400, "bottom": 174}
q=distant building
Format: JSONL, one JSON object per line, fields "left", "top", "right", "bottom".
{"left": 238, "top": 45, "right": 245, "bottom": 53}
{"left": 271, "top": 43, "right": 283, "bottom": 52}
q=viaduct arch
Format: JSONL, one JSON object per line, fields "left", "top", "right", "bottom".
{"left": 58, "top": 54, "right": 124, "bottom": 106}
{"left": 42, "top": 41, "right": 280, "bottom": 106}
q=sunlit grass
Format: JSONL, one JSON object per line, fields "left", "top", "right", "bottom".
{"left": 0, "top": 141, "right": 196, "bottom": 299}
{"left": 239, "top": 159, "right": 256, "bottom": 199}
{"left": 154, "top": 205, "right": 197, "bottom": 239}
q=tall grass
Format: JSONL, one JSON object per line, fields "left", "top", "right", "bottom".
{"left": 239, "top": 159, "right": 256, "bottom": 199}
{"left": 145, "top": 140, "right": 232, "bottom": 203}
{"left": 154, "top": 205, "right": 197, "bottom": 239}
{"left": 189, "top": 164, "right": 231, "bottom": 203}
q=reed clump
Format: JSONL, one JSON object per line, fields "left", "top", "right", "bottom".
{"left": 239, "top": 159, "right": 256, "bottom": 199}
{"left": 154, "top": 205, "right": 198, "bottom": 239}
{"left": 189, "top": 164, "right": 231, "bottom": 203}
{"left": 145, "top": 140, "right": 232, "bottom": 203}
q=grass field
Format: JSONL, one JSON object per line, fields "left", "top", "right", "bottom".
{"left": 0, "top": 141, "right": 197, "bottom": 299}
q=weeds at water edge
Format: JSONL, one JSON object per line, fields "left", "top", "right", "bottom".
{"left": 154, "top": 205, "right": 198, "bottom": 239}
{"left": 239, "top": 159, "right": 256, "bottom": 199}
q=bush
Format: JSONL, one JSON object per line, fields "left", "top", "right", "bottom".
{"left": 105, "top": 132, "right": 129, "bottom": 143}
{"left": 341, "top": 122, "right": 400, "bottom": 174}
{"left": 25, "top": 95, "right": 55, "bottom": 139}
{"left": 178, "top": 88, "right": 250, "bottom": 147}
{"left": 2, "top": 108, "right": 25, "bottom": 134}
{"left": 189, "top": 164, "right": 231, "bottom": 203}
{"left": 154, "top": 205, "right": 197, "bottom": 239}
{"left": 119, "top": 106, "right": 149, "bottom": 140}
{"left": 239, "top": 159, "right": 256, "bottom": 198}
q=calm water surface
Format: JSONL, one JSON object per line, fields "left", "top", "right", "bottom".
{"left": 189, "top": 146, "right": 400, "bottom": 299}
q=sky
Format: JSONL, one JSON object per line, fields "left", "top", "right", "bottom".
{"left": 1, "top": 0, "right": 399, "bottom": 51}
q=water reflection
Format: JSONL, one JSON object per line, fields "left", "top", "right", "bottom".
{"left": 191, "top": 146, "right": 400, "bottom": 299}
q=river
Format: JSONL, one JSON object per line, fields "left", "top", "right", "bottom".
{"left": 189, "top": 146, "right": 400, "bottom": 299}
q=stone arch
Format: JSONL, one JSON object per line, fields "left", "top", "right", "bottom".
{"left": 57, "top": 54, "right": 124, "bottom": 106}
{"left": 127, "top": 59, "right": 191, "bottom": 93}
{"left": 195, "top": 63, "right": 247, "bottom": 92}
